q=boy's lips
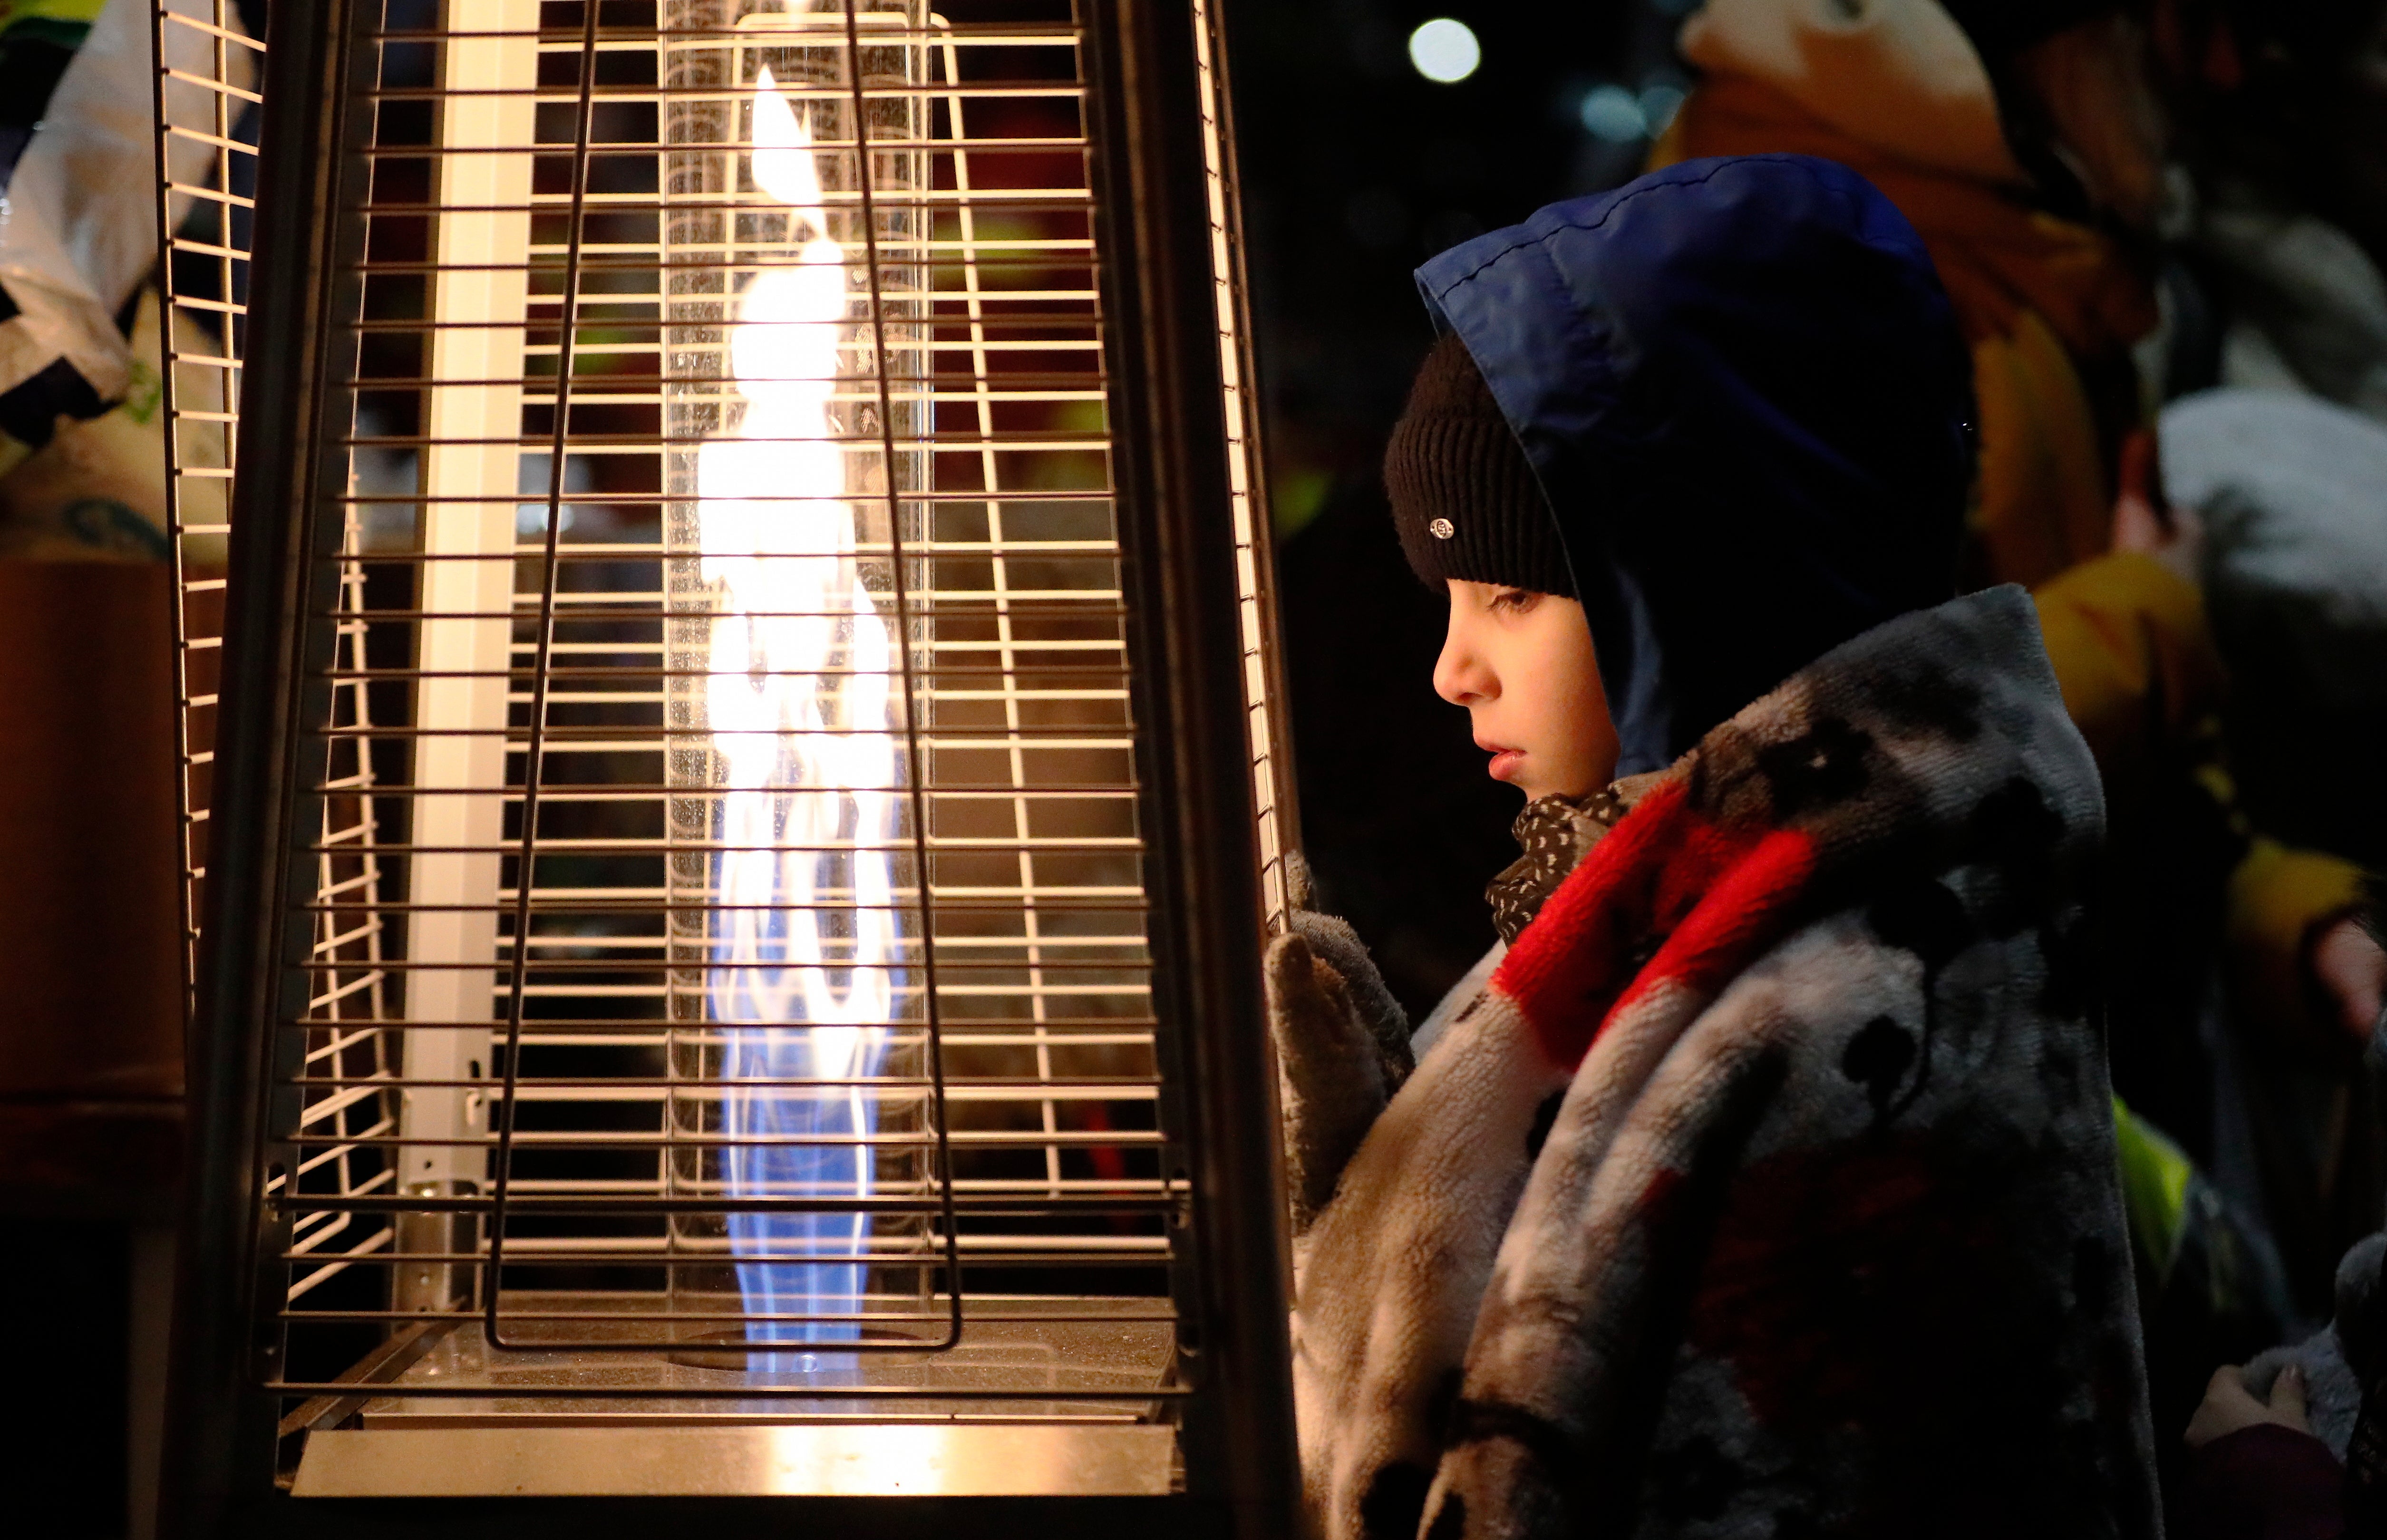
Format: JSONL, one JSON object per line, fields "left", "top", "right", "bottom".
{"left": 1479, "top": 743, "right": 1524, "bottom": 783}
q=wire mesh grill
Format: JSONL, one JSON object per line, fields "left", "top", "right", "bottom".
{"left": 155, "top": 0, "right": 414, "bottom": 1314}
{"left": 152, "top": 0, "right": 263, "bottom": 1001}
{"left": 185, "top": 0, "right": 1299, "bottom": 1431}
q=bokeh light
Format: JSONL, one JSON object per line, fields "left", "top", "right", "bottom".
{"left": 1579, "top": 83, "right": 1644, "bottom": 143}
{"left": 1408, "top": 19, "right": 1481, "bottom": 84}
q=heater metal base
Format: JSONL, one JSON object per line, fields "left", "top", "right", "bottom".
{"left": 285, "top": 1294, "right": 1184, "bottom": 1498}
{"left": 291, "top": 1423, "right": 1175, "bottom": 1498}
{"left": 346, "top": 1292, "right": 1179, "bottom": 1427}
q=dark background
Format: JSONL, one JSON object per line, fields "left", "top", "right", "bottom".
{"left": 1229, "top": 0, "right": 1689, "bottom": 1017}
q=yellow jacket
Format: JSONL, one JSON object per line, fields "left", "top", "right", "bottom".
{"left": 2035, "top": 553, "right": 2368, "bottom": 1059}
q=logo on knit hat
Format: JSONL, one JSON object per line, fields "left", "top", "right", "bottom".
{"left": 1428, "top": 517, "right": 1455, "bottom": 539}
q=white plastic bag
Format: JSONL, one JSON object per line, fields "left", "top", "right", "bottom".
{"left": 0, "top": 0, "right": 253, "bottom": 475}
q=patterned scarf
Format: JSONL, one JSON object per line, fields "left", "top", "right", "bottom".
{"left": 1485, "top": 775, "right": 1665, "bottom": 946}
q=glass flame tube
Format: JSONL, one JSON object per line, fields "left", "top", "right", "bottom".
{"left": 701, "top": 68, "right": 900, "bottom": 1362}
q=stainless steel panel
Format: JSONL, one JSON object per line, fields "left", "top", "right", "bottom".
{"left": 291, "top": 1422, "right": 1174, "bottom": 1497}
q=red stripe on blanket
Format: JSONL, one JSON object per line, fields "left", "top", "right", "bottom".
{"left": 1492, "top": 778, "right": 1821, "bottom": 1070}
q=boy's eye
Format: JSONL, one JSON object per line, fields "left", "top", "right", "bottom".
{"left": 1489, "top": 588, "right": 1539, "bottom": 615}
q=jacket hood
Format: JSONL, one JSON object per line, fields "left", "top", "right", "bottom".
{"left": 1678, "top": 0, "right": 2022, "bottom": 185}
{"left": 1417, "top": 154, "right": 1974, "bottom": 775}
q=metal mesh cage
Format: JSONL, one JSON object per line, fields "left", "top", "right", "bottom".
{"left": 165, "top": 0, "right": 1296, "bottom": 1522}
{"left": 153, "top": 0, "right": 264, "bottom": 997}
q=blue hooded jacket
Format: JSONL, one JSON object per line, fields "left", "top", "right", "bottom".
{"left": 1417, "top": 155, "right": 1975, "bottom": 775}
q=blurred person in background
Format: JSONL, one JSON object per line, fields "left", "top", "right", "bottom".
{"left": 2147, "top": 0, "right": 2387, "bottom": 1320}
{"left": 2159, "top": 387, "right": 2387, "bottom": 1339}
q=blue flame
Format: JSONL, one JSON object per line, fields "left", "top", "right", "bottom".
{"left": 711, "top": 811, "right": 896, "bottom": 1373}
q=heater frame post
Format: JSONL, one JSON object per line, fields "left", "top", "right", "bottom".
{"left": 161, "top": 1, "right": 1303, "bottom": 1535}
{"left": 1079, "top": 0, "right": 1301, "bottom": 1528}
{"left": 161, "top": 0, "right": 378, "bottom": 1531}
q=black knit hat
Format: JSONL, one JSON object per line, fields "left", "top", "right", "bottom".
{"left": 1384, "top": 331, "right": 1574, "bottom": 598}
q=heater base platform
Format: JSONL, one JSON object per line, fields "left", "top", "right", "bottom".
{"left": 291, "top": 1422, "right": 1176, "bottom": 1498}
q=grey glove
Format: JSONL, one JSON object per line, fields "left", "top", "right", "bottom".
{"left": 1264, "top": 911, "right": 1410, "bottom": 1237}
{"left": 2245, "top": 1231, "right": 2387, "bottom": 1458}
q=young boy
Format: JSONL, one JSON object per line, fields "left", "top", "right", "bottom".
{"left": 1267, "top": 155, "right": 2161, "bottom": 1539}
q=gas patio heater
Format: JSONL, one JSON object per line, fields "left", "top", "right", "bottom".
{"left": 161, "top": 0, "right": 1298, "bottom": 1533}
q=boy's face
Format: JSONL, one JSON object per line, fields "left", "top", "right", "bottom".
{"left": 1434, "top": 581, "right": 1619, "bottom": 803}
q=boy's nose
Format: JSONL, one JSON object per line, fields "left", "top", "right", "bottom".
{"left": 1433, "top": 624, "right": 1494, "bottom": 707}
